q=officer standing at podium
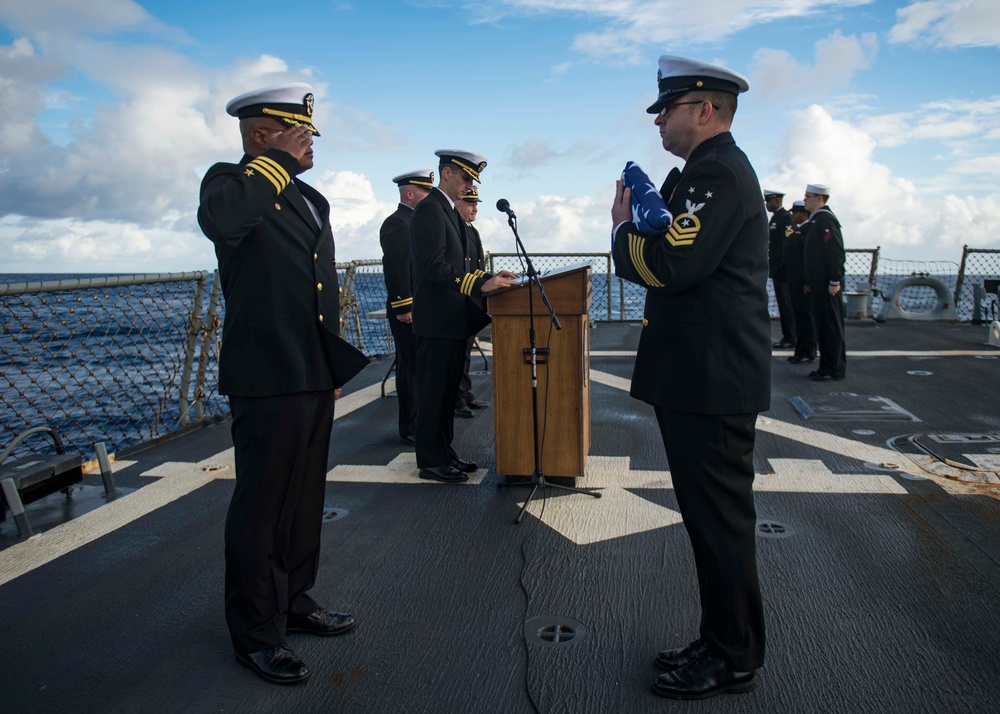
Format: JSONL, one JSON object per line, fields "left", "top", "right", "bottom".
{"left": 611, "top": 56, "right": 770, "bottom": 699}
{"left": 409, "top": 150, "right": 518, "bottom": 483}
{"left": 454, "top": 186, "right": 491, "bottom": 418}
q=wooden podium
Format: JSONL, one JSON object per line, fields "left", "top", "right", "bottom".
{"left": 486, "top": 263, "right": 592, "bottom": 479}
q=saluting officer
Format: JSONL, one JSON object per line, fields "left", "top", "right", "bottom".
{"left": 802, "top": 183, "right": 847, "bottom": 380}
{"left": 199, "top": 83, "right": 366, "bottom": 686}
{"left": 611, "top": 56, "right": 770, "bottom": 699}
{"left": 784, "top": 200, "right": 817, "bottom": 363}
{"left": 765, "top": 189, "right": 796, "bottom": 349}
{"left": 381, "top": 170, "right": 435, "bottom": 445}
{"left": 409, "top": 151, "right": 518, "bottom": 483}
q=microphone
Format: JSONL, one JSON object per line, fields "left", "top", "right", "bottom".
{"left": 496, "top": 198, "right": 515, "bottom": 217}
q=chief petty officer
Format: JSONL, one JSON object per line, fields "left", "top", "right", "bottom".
{"left": 611, "top": 55, "right": 770, "bottom": 700}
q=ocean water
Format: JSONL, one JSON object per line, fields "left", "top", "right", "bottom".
{"left": 2, "top": 263, "right": 995, "bottom": 464}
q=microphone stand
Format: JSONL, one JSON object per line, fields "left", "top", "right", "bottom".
{"left": 496, "top": 209, "right": 601, "bottom": 524}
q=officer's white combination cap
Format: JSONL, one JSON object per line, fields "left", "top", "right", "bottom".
{"left": 763, "top": 189, "right": 784, "bottom": 198}
{"left": 806, "top": 183, "right": 830, "bottom": 195}
{"left": 392, "top": 170, "right": 435, "bottom": 188}
{"left": 791, "top": 200, "right": 807, "bottom": 210}
{"left": 226, "top": 82, "right": 320, "bottom": 135}
{"left": 435, "top": 150, "right": 488, "bottom": 183}
{"left": 647, "top": 55, "right": 749, "bottom": 114}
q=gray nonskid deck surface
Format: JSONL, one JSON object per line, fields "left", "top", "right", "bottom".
{"left": 1, "top": 321, "right": 999, "bottom": 713}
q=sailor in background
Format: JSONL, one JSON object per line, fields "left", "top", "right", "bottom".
{"left": 611, "top": 55, "right": 769, "bottom": 699}
{"left": 409, "top": 150, "right": 518, "bottom": 483}
{"left": 784, "top": 200, "right": 817, "bottom": 364}
{"left": 380, "top": 170, "right": 435, "bottom": 445}
{"left": 198, "top": 83, "right": 365, "bottom": 686}
{"left": 802, "top": 183, "right": 847, "bottom": 381}
{"left": 454, "top": 186, "right": 490, "bottom": 419}
{"left": 765, "top": 189, "right": 796, "bottom": 349}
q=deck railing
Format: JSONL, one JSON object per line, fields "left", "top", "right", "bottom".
{"left": 2, "top": 246, "right": 999, "bottom": 462}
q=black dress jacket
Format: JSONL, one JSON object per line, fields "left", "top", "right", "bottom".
{"left": 380, "top": 203, "right": 415, "bottom": 317}
{"left": 782, "top": 221, "right": 807, "bottom": 284}
{"left": 198, "top": 149, "right": 366, "bottom": 397}
{"left": 612, "top": 132, "right": 771, "bottom": 415}
{"left": 410, "top": 188, "right": 492, "bottom": 340}
{"left": 768, "top": 206, "right": 793, "bottom": 279}
{"left": 802, "top": 207, "right": 845, "bottom": 286}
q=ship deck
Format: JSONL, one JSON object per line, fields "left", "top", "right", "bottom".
{"left": 2, "top": 320, "right": 999, "bottom": 713}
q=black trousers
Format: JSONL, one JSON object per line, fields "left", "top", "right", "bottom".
{"left": 773, "top": 278, "right": 796, "bottom": 342}
{"left": 654, "top": 407, "right": 765, "bottom": 671}
{"left": 415, "top": 336, "right": 467, "bottom": 468}
{"left": 810, "top": 285, "right": 847, "bottom": 377}
{"left": 225, "top": 390, "right": 335, "bottom": 655}
{"left": 388, "top": 315, "right": 418, "bottom": 438}
{"left": 788, "top": 281, "right": 816, "bottom": 359}
{"left": 454, "top": 336, "right": 476, "bottom": 409}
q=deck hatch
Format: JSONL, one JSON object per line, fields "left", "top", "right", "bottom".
{"left": 757, "top": 519, "right": 793, "bottom": 538}
{"left": 525, "top": 616, "right": 587, "bottom": 647}
{"left": 322, "top": 507, "right": 349, "bottom": 523}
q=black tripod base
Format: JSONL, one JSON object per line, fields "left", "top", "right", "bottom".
{"left": 497, "top": 474, "right": 601, "bottom": 524}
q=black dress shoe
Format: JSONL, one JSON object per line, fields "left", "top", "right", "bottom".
{"left": 450, "top": 457, "right": 478, "bottom": 473}
{"left": 787, "top": 355, "right": 815, "bottom": 364}
{"left": 400, "top": 434, "right": 416, "bottom": 446}
{"left": 467, "top": 399, "right": 489, "bottom": 410}
{"left": 652, "top": 653, "right": 756, "bottom": 700}
{"left": 419, "top": 466, "right": 469, "bottom": 483}
{"left": 236, "top": 644, "right": 310, "bottom": 685}
{"left": 287, "top": 608, "right": 357, "bottom": 637}
{"left": 454, "top": 405, "right": 474, "bottom": 418}
{"left": 772, "top": 339, "right": 795, "bottom": 348}
{"left": 810, "top": 372, "right": 844, "bottom": 381}
{"left": 654, "top": 638, "right": 709, "bottom": 671}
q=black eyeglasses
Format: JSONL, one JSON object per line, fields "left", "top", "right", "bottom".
{"left": 658, "top": 100, "right": 719, "bottom": 117}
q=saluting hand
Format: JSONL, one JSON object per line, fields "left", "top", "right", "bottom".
{"left": 266, "top": 124, "right": 313, "bottom": 162}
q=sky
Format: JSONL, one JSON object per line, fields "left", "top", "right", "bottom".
{"left": 1, "top": 0, "right": 998, "bottom": 273}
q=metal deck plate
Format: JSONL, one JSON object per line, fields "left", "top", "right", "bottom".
{"left": 790, "top": 394, "right": 920, "bottom": 422}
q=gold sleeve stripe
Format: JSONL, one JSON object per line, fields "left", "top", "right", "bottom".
{"left": 247, "top": 159, "right": 289, "bottom": 193}
{"left": 473, "top": 269, "right": 487, "bottom": 278}
{"left": 255, "top": 156, "right": 291, "bottom": 189}
{"left": 460, "top": 273, "right": 477, "bottom": 296}
{"left": 390, "top": 297, "right": 413, "bottom": 308}
{"left": 246, "top": 160, "right": 282, "bottom": 192}
{"left": 628, "top": 233, "right": 664, "bottom": 287}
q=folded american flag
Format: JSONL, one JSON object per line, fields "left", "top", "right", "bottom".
{"left": 622, "top": 161, "right": 673, "bottom": 236}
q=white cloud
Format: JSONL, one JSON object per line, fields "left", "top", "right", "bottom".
{"left": 889, "top": 0, "right": 1000, "bottom": 48}
{"left": 857, "top": 96, "right": 1000, "bottom": 148}
{"left": 763, "top": 104, "right": 1000, "bottom": 257}
{"left": 751, "top": 31, "right": 878, "bottom": 102}
{"left": 467, "top": 0, "right": 874, "bottom": 59}
{"left": 0, "top": 4, "right": 403, "bottom": 273}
